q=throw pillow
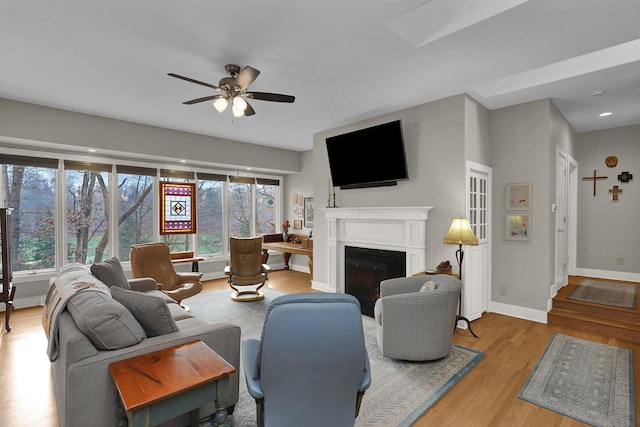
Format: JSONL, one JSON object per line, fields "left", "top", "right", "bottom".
{"left": 111, "top": 287, "right": 179, "bottom": 337}
{"left": 67, "top": 291, "right": 146, "bottom": 350}
{"left": 420, "top": 280, "right": 437, "bottom": 292}
{"left": 91, "top": 257, "right": 130, "bottom": 290}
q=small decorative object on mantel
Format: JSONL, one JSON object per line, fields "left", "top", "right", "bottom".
{"left": 436, "top": 260, "right": 452, "bottom": 275}
{"left": 618, "top": 171, "right": 633, "bottom": 183}
{"left": 582, "top": 169, "right": 608, "bottom": 196}
{"left": 609, "top": 185, "right": 622, "bottom": 201}
{"left": 605, "top": 155, "right": 618, "bottom": 167}
{"left": 327, "top": 179, "right": 337, "bottom": 208}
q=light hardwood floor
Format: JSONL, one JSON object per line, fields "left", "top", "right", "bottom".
{"left": 1, "top": 271, "right": 638, "bottom": 426}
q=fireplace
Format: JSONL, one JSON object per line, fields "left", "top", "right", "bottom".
{"left": 345, "top": 246, "right": 406, "bottom": 316}
{"left": 322, "top": 206, "right": 433, "bottom": 295}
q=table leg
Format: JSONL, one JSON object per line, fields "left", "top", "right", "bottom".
{"left": 283, "top": 252, "right": 291, "bottom": 270}
{"left": 212, "top": 376, "right": 230, "bottom": 426}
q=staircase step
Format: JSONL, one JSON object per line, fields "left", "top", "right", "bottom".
{"left": 548, "top": 308, "right": 640, "bottom": 344}
{"left": 552, "top": 298, "right": 640, "bottom": 324}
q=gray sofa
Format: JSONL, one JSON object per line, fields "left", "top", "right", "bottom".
{"left": 48, "top": 259, "right": 241, "bottom": 427}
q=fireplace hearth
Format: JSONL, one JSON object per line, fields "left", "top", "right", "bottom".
{"left": 345, "top": 246, "right": 406, "bottom": 316}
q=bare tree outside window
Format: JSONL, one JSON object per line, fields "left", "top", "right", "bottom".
{"left": 66, "top": 169, "right": 109, "bottom": 264}
{"left": 2, "top": 164, "right": 56, "bottom": 271}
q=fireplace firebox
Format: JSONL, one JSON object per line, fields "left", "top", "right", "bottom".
{"left": 345, "top": 246, "right": 406, "bottom": 317}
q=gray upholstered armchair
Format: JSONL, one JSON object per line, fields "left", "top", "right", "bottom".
{"left": 374, "top": 274, "right": 461, "bottom": 361}
{"left": 242, "top": 293, "right": 371, "bottom": 427}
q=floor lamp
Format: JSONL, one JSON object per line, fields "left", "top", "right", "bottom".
{"left": 443, "top": 216, "right": 479, "bottom": 338}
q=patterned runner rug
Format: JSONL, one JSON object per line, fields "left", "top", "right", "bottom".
{"left": 188, "top": 287, "right": 484, "bottom": 427}
{"left": 518, "top": 333, "right": 635, "bottom": 427}
{"left": 567, "top": 279, "right": 637, "bottom": 309}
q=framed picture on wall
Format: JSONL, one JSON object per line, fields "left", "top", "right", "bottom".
{"left": 303, "top": 197, "right": 314, "bottom": 228}
{"left": 505, "top": 213, "right": 531, "bottom": 241}
{"left": 506, "top": 182, "right": 532, "bottom": 210}
{"left": 294, "top": 219, "right": 302, "bottom": 230}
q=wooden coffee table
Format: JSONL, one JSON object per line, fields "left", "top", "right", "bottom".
{"left": 109, "top": 340, "right": 236, "bottom": 427}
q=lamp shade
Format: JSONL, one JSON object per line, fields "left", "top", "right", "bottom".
{"left": 443, "top": 217, "right": 478, "bottom": 246}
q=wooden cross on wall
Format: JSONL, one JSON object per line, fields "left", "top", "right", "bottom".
{"left": 582, "top": 170, "right": 608, "bottom": 196}
{"left": 609, "top": 185, "right": 623, "bottom": 201}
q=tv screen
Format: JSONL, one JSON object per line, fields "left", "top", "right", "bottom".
{"left": 326, "top": 120, "right": 408, "bottom": 189}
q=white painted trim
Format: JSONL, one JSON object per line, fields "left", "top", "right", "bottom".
{"left": 488, "top": 301, "right": 548, "bottom": 324}
{"left": 575, "top": 268, "right": 640, "bottom": 283}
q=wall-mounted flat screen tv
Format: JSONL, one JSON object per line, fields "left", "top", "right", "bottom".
{"left": 326, "top": 119, "right": 408, "bottom": 189}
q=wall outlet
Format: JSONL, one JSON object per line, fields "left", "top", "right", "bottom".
{"left": 500, "top": 286, "right": 507, "bottom": 296}
{"left": 616, "top": 257, "right": 624, "bottom": 265}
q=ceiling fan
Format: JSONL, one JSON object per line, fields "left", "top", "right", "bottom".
{"left": 168, "top": 64, "right": 295, "bottom": 117}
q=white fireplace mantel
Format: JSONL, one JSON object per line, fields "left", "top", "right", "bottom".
{"left": 322, "top": 206, "right": 433, "bottom": 293}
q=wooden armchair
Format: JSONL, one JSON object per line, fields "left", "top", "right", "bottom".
{"left": 130, "top": 243, "right": 203, "bottom": 309}
{"left": 225, "top": 237, "right": 271, "bottom": 301}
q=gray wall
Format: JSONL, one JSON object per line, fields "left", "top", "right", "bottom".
{"left": 0, "top": 97, "right": 301, "bottom": 174}
{"left": 490, "top": 99, "right": 576, "bottom": 313}
{"left": 311, "top": 94, "right": 491, "bottom": 287}
{"left": 575, "top": 125, "right": 640, "bottom": 275}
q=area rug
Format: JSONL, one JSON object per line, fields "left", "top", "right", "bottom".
{"left": 518, "top": 333, "right": 635, "bottom": 427}
{"left": 567, "top": 279, "right": 637, "bottom": 309}
{"left": 186, "top": 287, "right": 484, "bottom": 427}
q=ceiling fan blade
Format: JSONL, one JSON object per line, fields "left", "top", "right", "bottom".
{"left": 244, "top": 101, "right": 256, "bottom": 116}
{"left": 245, "top": 92, "right": 295, "bottom": 103}
{"left": 168, "top": 73, "right": 220, "bottom": 90}
{"left": 235, "top": 66, "right": 260, "bottom": 90}
{"left": 183, "top": 95, "right": 224, "bottom": 105}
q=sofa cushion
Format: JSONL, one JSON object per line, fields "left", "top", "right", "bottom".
{"left": 91, "top": 257, "right": 130, "bottom": 290}
{"left": 111, "top": 287, "right": 179, "bottom": 337}
{"left": 67, "top": 291, "right": 146, "bottom": 350}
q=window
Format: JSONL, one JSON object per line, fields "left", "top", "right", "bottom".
{"left": 256, "top": 178, "right": 279, "bottom": 235}
{"left": 1, "top": 151, "right": 283, "bottom": 273}
{"left": 197, "top": 173, "right": 225, "bottom": 254}
{"left": 159, "top": 170, "right": 194, "bottom": 253}
{"left": 65, "top": 161, "right": 111, "bottom": 264}
{"left": 228, "top": 176, "right": 253, "bottom": 238}
{"left": 1, "top": 155, "right": 58, "bottom": 272}
{"left": 117, "top": 166, "right": 155, "bottom": 261}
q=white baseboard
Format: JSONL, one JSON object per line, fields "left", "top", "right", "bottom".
{"left": 574, "top": 268, "right": 640, "bottom": 283}
{"left": 488, "top": 301, "right": 547, "bottom": 324}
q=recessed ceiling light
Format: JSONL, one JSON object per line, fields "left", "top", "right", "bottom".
{"left": 88, "top": 149, "right": 96, "bottom": 152}
{"left": 590, "top": 90, "right": 606, "bottom": 97}
{"left": 599, "top": 112, "right": 613, "bottom": 117}
{"left": 180, "top": 159, "right": 186, "bottom": 163}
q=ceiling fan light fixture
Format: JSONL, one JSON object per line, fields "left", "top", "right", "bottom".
{"left": 232, "top": 105, "right": 245, "bottom": 117}
{"left": 212, "top": 97, "right": 228, "bottom": 113}
{"left": 232, "top": 96, "right": 248, "bottom": 112}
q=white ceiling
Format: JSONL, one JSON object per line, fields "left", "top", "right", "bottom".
{"left": 2, "top": 0, "right": 640, "bottom": 152}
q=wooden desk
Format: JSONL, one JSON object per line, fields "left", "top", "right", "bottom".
{"left": 109, "top": 340, "right": 236, "bottom": 427}
{"left": 262, "top": 241, "right": 313, "bottom": 278}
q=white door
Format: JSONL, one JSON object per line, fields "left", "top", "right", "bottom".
{"left": 554, "top": 148, "right": 577, "bottom": 294}
{"left": 465, "top": 161, "right": 491, "bottom": 321}
{"left": 554, "top": 150, "right": 568, "bottom": 292}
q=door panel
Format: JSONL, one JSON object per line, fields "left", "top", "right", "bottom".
{"left": 465, "top": 162, "right": 491, "bottom": 321}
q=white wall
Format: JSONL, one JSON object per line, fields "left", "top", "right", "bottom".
{"left": 575, "top": 125, "right": 640, "bottom": 278}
